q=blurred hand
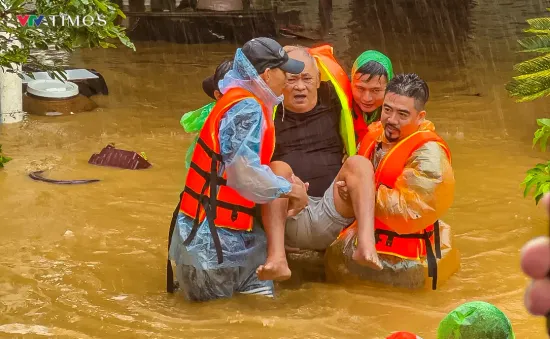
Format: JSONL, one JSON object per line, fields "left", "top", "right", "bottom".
{"left": 521, "top": 193, "right": 550, "bottom": 316}
{"left": 336, "top": 180, "right": 349, "bottom": 202}
{"left": 287, "top": 174, "right": 309, "bottom": 217}
{"left": 342, "top": 154, "right": 349, "bottom": 164}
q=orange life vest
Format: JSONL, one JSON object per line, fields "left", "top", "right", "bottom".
{"left": 307, "top": 44, "right": 357, "bottom": 155}
{"left": 357, "top": 125, "right": 452, "bottom": 290}
{"left": 178, "top": 87, "right": 275, "bottom": 262}
{"left": 308, "top": 44, "right": 353, "bottom": 109}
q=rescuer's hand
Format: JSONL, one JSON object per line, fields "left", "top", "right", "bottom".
{"left": 287, "top": 175, "right": 309, "bottom": 217}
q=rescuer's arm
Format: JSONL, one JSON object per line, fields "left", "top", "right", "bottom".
{"left": 375, "top": 142, "right": 455, "bottom": 234}
{"left": 220, "top": 99, "right": 292, "bottom": 204}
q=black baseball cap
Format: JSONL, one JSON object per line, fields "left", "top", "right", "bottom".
{"left": 242, "top": 37, "right": 304, "bottom": 75}
{"left": 202, "top": 59, "right": 234, "bottom": 99}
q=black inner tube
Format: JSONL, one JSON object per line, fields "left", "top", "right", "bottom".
{"left": 29, "top": 170, "right": 100, "bottom": 184}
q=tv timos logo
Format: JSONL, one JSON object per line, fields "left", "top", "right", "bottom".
{"left": 17, "top": 14, "right": 107, "bottom": 27}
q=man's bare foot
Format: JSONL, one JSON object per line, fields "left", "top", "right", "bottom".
{"left": 352, "top": 246, "right": 383, "bottom": 271}
{"left": 256, "top": 257, "right": 292, "bottom": 281}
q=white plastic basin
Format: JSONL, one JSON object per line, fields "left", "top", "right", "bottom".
{"left": 27, "top": 79, "right": 79, "bottom": 99}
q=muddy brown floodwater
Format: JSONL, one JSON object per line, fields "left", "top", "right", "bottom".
{"left": 2, "top": 0, "right": 550, "bottom": 338}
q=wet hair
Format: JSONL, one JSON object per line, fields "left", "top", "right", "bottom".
{"left": 354, "top": 61, "right": 388, "bottom": 82}
{"left": 385, "top": 73, "right": 429, "bottom": 111}
{"left": 213, "top": 59, "right": 233, "bottom": 91}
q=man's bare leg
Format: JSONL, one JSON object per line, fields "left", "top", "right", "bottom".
{"left": 256, "top": 161, "right": 293, "bottom": 281}
{"left": 333, "top": 155, "right": 382, "bottom": 270}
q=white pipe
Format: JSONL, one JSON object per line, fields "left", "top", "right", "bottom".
{"left": 0, "top": 29, "right": 25, "bottom": 124}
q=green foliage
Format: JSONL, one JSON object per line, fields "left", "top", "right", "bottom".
{"left": 0, "top": 144, "right": 12, "bottom": 168}
{"left": 533, "top": 118, "right": 550, "bottom": 152}
{"left": 507, "top": 10, "right": 550, "bottom": 204}
{"left": 523, "top": 119, "right": 550, "bottom": 204}
{"left": 522, "top": 161, "right": 550, "bottom": 204}
{"left": 0, "top": 0, "right": 135, "bottom": 81}
{"left": 506, "top": 8, "right": 550, "bottom": 102}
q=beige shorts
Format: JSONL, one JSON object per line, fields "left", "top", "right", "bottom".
{"left": 284, "top": 181, "right": 355, "bottom": 250}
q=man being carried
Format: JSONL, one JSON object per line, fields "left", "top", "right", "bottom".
{"left": 256, "top": 46, "right": 383, "bottom": 282}
{"left": 168, "top": 38, "right": 309, "bottom": 301}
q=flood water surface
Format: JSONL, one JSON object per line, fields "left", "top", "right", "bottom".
{"left": 1, "top": 0, "right": 550, "bottom": 338}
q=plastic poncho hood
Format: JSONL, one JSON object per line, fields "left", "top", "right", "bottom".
{"left": 180, "top": 48, "right": 284, "bottom": 168}
{"left": 437, "top": 301, "right": 515, "bottom": 339}
{"left": 351, "top": 50, "right": 394, "bottom": 81}
{"left": 218, "top": 48, "right": 283, "bottom": 109}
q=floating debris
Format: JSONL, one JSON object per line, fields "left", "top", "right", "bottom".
{"left": 88, "top": 144, "right": 151, "bottom": 170}
{"left": 29, "top": 170, "right": 100, "bottom": 185}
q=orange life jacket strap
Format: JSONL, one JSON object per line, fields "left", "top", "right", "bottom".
{"left": 184, "top": 132, "right": 259, "bottom": 265}
{"left": 183, "top": 138, "right": 228, "bottom": 264}
{"left": 375, "top": 226, "right": 441, "bottom": 290}
{"left": 183, "top": 186, "right": 257, "bottom": 217}
{"left": 189, "top": 125, "right": 257, "bottom": 217}
{"left": 376, "top": 130, "right": 450, "bottom": 188}
{"left": 196, "top": 136, "right": 223, "bottom": 161}
{"left": 189, "top": 138, "right": 227, "bottom": 185}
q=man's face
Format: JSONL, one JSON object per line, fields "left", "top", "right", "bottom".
{"left": 351, "top": 73, "right": 387, "bottom": 113}
{"left": 264, "top": 67, "right": 287, "bottom": 97}
{"left": 381, "top": 92, "right": 425, "bottom": 142}
{"left": 283, "top": 50, "right": 319, "bottom": 113}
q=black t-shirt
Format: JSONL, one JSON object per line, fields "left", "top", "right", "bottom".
{"left": 272, "top": 82, "right": 344, "bottom": 197}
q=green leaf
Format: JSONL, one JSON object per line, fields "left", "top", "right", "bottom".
{"left": 10, "top": 0, "right": 27, "bottom": 10}
{"left": 117, "top": 34, "right": 135, "bottom": 51}
{"left": 526, "top": 17, "right": 550, "bottom": 31}
{"left": 117, "top": 8, "right": 126, "bottom": 19}
{"left": 537, "top": 118, "right": 550, "bottom": 127}
{"left": 540, "top": 131, "right": 550, "bottom": 151}
{"left": 92, "top": 0, "right": 108, "bottom": 12}
{"left": 514, "top": 53, "right": 550, "bottom": 75}
{"left": 524, "top": 177, "right": 537, "bottom": 197}
{"left": 536, "top": 192, "right": 545, "bottom": 204}
{"left": 525, "top": 28, "right": 550, "bottom": 35}
{"left": 0, "top": 144, "right": 11, "bottom": 168}
{"left": 518, "top": 35, "right": 550, "bottom": 54}
{"left": 99, "top": 41, "right": 116, "bottom": 48}
{"left": 506, "top": 69, "right": 550, "bottom": 102}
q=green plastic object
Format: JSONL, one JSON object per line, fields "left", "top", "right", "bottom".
{"left": 351, "top": 50, "right": 394, "bottom": 80}
{"left": 437, "top": 301, "right": 515, "bottom": 339}
{"left": 181, "top": 102, "right": 215, "bottom": 168}
{"left": 180, "top": 102, "right": 215, "bottom": 133}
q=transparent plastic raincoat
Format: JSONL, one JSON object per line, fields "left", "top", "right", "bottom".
{"left": 169, "top": 49, "right": 291, "bottom": 292}
{"left": 326, "top": 120, "right": 456, "bottom": 288}
{"left": 369, "top": 120, "right": 455, "bottom": 234}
